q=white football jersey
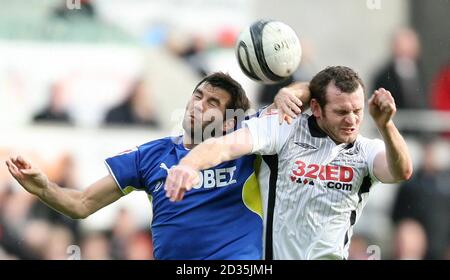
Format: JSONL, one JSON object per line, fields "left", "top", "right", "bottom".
{"left": 243, "top": 113, "right": 385, "bottom": 260}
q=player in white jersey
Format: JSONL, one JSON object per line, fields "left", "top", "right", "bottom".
{"left": 165, "top": 66, "right": 413, "bottom": 260}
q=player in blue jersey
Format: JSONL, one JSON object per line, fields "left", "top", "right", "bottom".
{"left": 6, "top": 72, "right": 309, "bottom": 260}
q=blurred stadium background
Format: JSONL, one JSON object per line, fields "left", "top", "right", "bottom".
{"left": 0, "top": 0, "right": 449, "bottom": 260}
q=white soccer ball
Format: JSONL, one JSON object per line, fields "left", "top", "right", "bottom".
{"left": 236, "top": 20, "right": 302, "bottom": 84}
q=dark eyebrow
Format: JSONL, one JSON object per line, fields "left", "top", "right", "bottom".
{"left": 334, "top": 108, "right": 350, "bottom": 113}
{"left": 194, "top": 88, "right": 203, "bottom": 95}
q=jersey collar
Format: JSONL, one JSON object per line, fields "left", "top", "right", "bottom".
{"left": 307, "top": 115, "right": 328, "bottom": 138}
{"left": 307, "top": 115, "right": 355, "bottom": 150}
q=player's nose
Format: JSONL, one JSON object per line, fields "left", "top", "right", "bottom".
{"left": 193, "top": 99, "right": 204, "bottom": 113}
{"left": 344, "top": 114, "right": 356, "bottom": 125}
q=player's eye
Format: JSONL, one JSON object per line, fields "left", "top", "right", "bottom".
{"left": 208, "top": 100, "right": 219, "bottom": 107}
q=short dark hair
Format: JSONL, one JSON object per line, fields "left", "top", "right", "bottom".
{"left": 309, "top": 66, "right": 365, "bottom": 108}
{"left": 193, "top": 72, "right": 250, "bottom": 112}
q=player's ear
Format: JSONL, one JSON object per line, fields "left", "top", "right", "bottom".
{"left": 310, "top": 99, "right": 322, "bottom": 118}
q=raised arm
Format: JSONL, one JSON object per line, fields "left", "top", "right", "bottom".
{"left": 165, "top": 127, "right": 254, "bottom": 202}
{"left": 369, "top": 88, "right": 413, "bottom": 183}
{"left": 6, "top": 156, "right": 123, "bottom": 219}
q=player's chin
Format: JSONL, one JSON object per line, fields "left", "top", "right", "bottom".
{"left": 338, "top": 132, "right": 357, "bottom": 143}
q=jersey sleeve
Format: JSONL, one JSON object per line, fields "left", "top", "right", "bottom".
{"left": 236, "top": 106, "right": 268, "bottom": 130}
{"left": 105, "top": 147, "right": 145, "bottom": 195}
{"left": 242, "top": 112, "right": 296, "bottom": 155}
{"left": 362, "top": 138, "right": 386, "bottom": 183}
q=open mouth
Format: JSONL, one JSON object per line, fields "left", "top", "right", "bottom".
{"left": 190, "top": 113, "right": 201, "bottom": 121}
{"left": 341, "top": 128, "right": 355, "bottom": 134}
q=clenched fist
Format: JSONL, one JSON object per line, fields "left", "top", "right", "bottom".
{"left": 368, "top": 88, "right": 397, "bottom": 128}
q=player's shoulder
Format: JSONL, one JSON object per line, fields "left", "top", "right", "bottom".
{"left": 355, "top": 135, "right": 385, "bottom": 155}
{"left": 138, "top": 136, "right": 179, "bottom": 157}
{"left": 139, "top": 136, "right": 177, "bottom": 148}
{"left": 247, "top": 110, "right": 308, "bottom": 126}
{"left": 234, "top": 153, "right": 257, "bottom": 163}
{"left": 133, "top": 136, "right": 180, "bottom": 170}
{"left": 287, "top": 113, "right": 310, "bottom": 133}
{"left": 356, "top": 134, "right": 384, "bottom": 145}
{"left": 298, "top": 113, "right": 311, "bottom": 123}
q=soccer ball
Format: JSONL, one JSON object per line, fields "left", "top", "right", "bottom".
{"left": 236, "top": 19, "right": 302, "bottom": 84}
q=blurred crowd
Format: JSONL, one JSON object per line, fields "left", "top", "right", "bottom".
{"left": 32, "top": 78, "right": 161, "bottom": 129}
{"left": 348, "top": 28, "right": 450, "bottom": 260}
{"left": 0, "top": 152, "right": 154, "bottom": 260}
{"left": 348, "top": 138, "right": 450, "bottom": 260}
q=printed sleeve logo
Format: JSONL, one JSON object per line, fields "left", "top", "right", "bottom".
{"left": 153, "top": 180, "right": 164, "bottom": 193}
{"left": 152, "top": 163, "right": 170, "bottom": 193}
{"left": 294, "top": 142, "right": 317, "bottom": 150}
{"left": 160, "top": 163, "right": 170, "bottom": 173}
{"left": 343, "top": 146, "right": 359, "bottom": 156}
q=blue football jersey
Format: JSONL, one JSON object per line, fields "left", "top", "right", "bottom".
{"left": 105, "top": 136, "right": 263, "bottom": 260}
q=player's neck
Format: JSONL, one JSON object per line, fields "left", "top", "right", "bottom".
{"left": 182, "top": 131, "right": 223, "bottom": 150}
{"left": 182, "top": 133, "right": 199, "bottom": 150}
{"left": 183, "top": 132, "right": 220, "bottom": 150}
{"left": 316, "top": 118, "right": 345, "bottom": 145}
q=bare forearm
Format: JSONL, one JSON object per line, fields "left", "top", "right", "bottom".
{"left": 165, "top": 130, "right": 253, "bottom": 201}
{"left": 180, "top": 138, "right": 228, "bottom": 170}
{"left": 377, "top": 121, "right": 413, "bottom": 181}
{"left": 39, "top": 183, "right": 88, "bottom": 219}
{"left": 181, "top": 129, "right": 252, "bottom": 170}
{"left": 7, "top": 157, "right": 119, "bottom": 219}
